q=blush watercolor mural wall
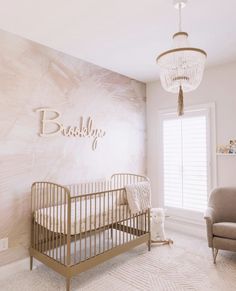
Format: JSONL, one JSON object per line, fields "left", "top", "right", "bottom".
{"left": 0, "top": 29, "right": 146, "bottom": 265}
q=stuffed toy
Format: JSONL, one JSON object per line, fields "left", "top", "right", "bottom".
{"left": 151, "top": 208, "right": 166, "bottom": 242}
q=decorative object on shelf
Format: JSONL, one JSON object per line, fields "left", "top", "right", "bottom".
{"left": 217, "top": 139, "right": 236, "bottom": 155}
{"left": 217, "top": 145, "right": 230, "bottom": 154}
{"left": 217, "top": 140, "right": 236, "bottom": 155}
{"left": 151, "top": 208, "right": 173, "bottom": 245}
{"left": 156, "top": 0, "right": 207, "bottom": 116}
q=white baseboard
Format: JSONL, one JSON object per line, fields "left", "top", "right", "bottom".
{"left": 0, "top": 256, "right": 43, "bottom": 280}
{"left": 165, "top": 216, "right": 207, "bottom": 239}
{"left": 0, "top": 257, "right": 29, "bottom": 280}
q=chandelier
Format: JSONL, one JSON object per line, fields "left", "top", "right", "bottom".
{"left": 156, "top": 0, "right": 207, "bottom": 116}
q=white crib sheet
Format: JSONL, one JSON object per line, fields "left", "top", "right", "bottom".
{"left": 34, "top": 198, "right": 129, "bottom": 235}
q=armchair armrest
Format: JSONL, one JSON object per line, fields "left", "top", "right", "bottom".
{"left": 204, "top": 207, "right": 216, "bottom": 223}
{"left": 204, "top": 207, "right": 216, "bottom": 248}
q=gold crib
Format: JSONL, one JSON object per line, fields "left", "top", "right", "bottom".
{"left": 29, "top": 173, "right": 151, "bottom": 291}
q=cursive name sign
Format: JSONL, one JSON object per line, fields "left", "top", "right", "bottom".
{"left": 36, "top": 108, "right": 106, "bottom": 151}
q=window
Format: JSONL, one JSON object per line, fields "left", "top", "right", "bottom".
{"left": 162, "top": 108, "right": 211, "bottom": 212}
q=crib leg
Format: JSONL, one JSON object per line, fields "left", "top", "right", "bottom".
{"left": 148, "top": 239, "right": 151, "bottom": 252}
{"left": 110, "top": 227, "right": 113, "bottom": 239}
{"left": 30, "top": 256, "right": 33, "bottom": 271}
{"left": 66, "top": 277, "right": 71, "bottom": 291}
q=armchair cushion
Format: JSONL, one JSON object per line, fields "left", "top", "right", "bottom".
{"left": 208, "top": 188, "right": 236, "bottom": 223}
{"left": 213, "top": 222, "right": 236, "bottom": 240}
{"left": 204, "top": 207, "right": 216, "bottom": 223}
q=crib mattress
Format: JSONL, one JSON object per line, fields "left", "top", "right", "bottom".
{"left": 34, "top": 199, "right": 129, "bottom": 235}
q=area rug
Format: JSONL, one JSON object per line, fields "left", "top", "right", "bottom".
{"left": 1, "top": 232, "right": 236, "bottom": 291}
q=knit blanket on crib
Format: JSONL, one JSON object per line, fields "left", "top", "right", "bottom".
{"left": 125, "top": 181, "right": 151, "bottom": 215}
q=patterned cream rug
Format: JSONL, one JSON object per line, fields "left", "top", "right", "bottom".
{"left": 1, "top": 231, "right": 236, "bottom": 291}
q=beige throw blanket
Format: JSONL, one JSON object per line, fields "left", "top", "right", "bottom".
{"left": 125, "top": 181, "right": 151, "bottom": 215}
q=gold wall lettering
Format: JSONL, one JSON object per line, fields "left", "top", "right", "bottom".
{"left": 36, "top": 108, "right": 106, "bottom": 151}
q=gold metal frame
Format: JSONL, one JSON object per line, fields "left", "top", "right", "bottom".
{"left": 29, "top": 173, "right": 151, "bottom": 291}
{"left": 156, "top": 47, "right": 207, "bottom": 63}
{"left": 172, "top": 31, "right": 189, "bottom": 39}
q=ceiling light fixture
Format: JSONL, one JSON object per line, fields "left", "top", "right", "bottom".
{"left": 156, "top": 0, "right": 207, "bottom": 116}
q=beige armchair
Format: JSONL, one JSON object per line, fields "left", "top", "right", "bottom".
{"left": 204, "top": 187, "right": 236, "bottom": 263}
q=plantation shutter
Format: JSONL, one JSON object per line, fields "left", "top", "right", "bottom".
{"left": 163, "top": 112, "right": 208, "bottom": 212}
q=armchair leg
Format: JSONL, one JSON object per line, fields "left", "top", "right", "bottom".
{"left": 212, "top": 248, "right": 218, "bottom": 264}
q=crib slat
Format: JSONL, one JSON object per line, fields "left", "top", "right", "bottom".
{"left": 94, "top": 191, "right": 97, "bottom": 256}
{"left": 122, "top": 190, "right": 125, "bottom": 245}
{"left": 115, "top": 191, "right": 118, "bottom": 247}
{"left": 85, "top": 193, "right": 87, "bottom": 260}
{"left": 35, "top": 185, "right": 37, "bottom": 251}
{"left": 136, "top": 215, "right": 138, "bottom": 237}
{"left": 67, "top": 192, "right": 71, "bottom": 266}
{"left": 45, "top": 183, "right": 48, "bottom": 252}
{"left": 99, "top": 191, "right": 101, "bottom": 254}
{"left": 111, "top": 190, "right": 114, "bottom": 248}
{"left": 52, "top": 185, "right": 55, "bottom": 260}
{"left": 103, "top": 192, "right": 105, "bottom": 252}
{"left": 39, "top": 183, "right": 42, "bottom": 253}
{"left": 80, "top": 196, "right": 82, "bottom": 262}
{"left": 60, "top": 187, "right": 62, "bottom": 263}
{"left": 63, "top": 190, "right": 66, "bottom": 265}
{"left": 74, "top": 197, "right": 77, "bottom": 264}
{"left": 42, "top": 183, "right": 45, "bottom": 252}
{"left": 36, "top": 185, "right": 39, "bottom": 251}
{"left": 33, "top": 184, "right": 36, "bottom": 250}
{"left": 38, "top": 184, "right": 41, "bottom": 252}
{"left": 42, "top": 183, "right": 45, "bottom": 254}
{"left": 32, "top": 185, "right": 34, "bottom": 250}
{"left": 141, "top": 211, "right": 143, "bottom": 234}
{"left": 107, "top": 191, "right": 109, "bottom": 250}
{"left": 129, "top": 209, "right": 132, "bottom": 242}
{"left": 126, "top": 193, "right": 128, "bottom": 243}
{"left": 38, "top": 184, "right": 41, "bottom": 253}
{"left": 55, "top": 186, "right": 58, "bottom": 260}
{"left": 49, "top": 185, "right": 52, "bottom": 257}
{"left": 119, "top": 190, "right": 121, "bottom": 246}
{"left": 89, "top": 183, "right": 92, "bottom": 259}
{"left": 145, "top": 209, "right": 147, "bottom": 233}
{"left": 45, "top": 183, "right": 48, "bottom": 256}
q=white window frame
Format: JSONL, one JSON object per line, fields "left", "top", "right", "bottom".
{"left": 157, "top": 103, "right": 217, "bottom": 221}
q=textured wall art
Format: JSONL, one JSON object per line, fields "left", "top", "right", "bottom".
{"left": 0, "top": 29, "right": 146, "bottom": 265}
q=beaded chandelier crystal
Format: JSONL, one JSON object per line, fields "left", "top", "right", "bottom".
{"left": 156, "top": 0, "right": 207, "bottom": 116}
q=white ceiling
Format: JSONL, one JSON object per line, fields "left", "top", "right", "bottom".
{"left": 0, "top": 0, "right": 236, "bottom": 82}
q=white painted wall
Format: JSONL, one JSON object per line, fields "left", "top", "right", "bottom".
{"left": 147, "top": 61, "right": 236, "bottom": 208}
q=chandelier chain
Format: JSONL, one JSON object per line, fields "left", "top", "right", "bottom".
{"left": 178, "top": 3, "right": 182, "bottom": 32}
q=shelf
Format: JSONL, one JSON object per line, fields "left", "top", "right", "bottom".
{"left": 217, "top": 153, "right": 236, "bottom": 156}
